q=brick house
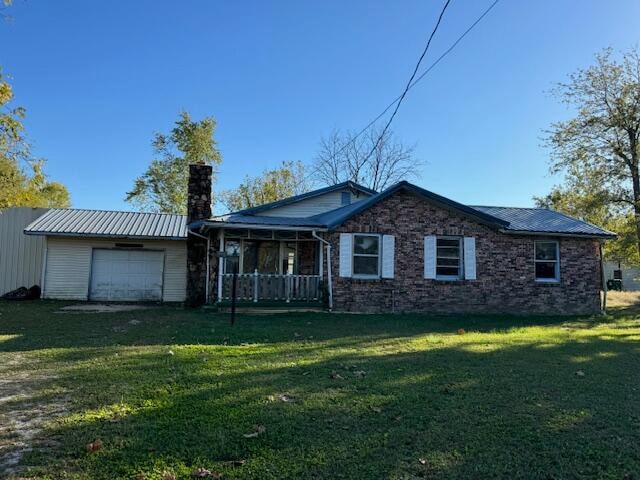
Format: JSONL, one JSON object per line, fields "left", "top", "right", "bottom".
{"left": 187, "top": 165, "right": 615, "bottom": 315}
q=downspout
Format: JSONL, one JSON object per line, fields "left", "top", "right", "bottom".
{"left": 600, "top": 240, "right": 607, "bottom": 314}
{"left": 312, "top": 230, "right": 333, "bottom": 310}
{"left": 188, "top": 227, "right": 210, "bottom": 305}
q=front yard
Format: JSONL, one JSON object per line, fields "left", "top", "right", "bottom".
{"left": 0, "top": 297, "right": 639, "bottom": 479}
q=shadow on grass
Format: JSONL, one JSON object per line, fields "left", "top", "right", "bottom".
{"left": 0, "top": 299, "right": 607, "bottom": 354}
{"left": 2, "top": 305, "right": 638, "bottom": 479}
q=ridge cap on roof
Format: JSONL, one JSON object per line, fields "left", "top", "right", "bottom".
{"left": 42, "top": 207, "right": 186, "bottom": 217}
{"left": 470, "top": 205, "right": 548, "bottom": 211}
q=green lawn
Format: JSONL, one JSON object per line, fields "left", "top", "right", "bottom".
{"left": 1, "top": 299, "right": 639, "bottom": 479}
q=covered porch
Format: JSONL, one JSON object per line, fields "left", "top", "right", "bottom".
{"left": 211, "top": 227, "right": 330, "bottom": 305}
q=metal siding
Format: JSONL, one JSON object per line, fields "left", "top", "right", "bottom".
{"left": 259, "top": 190, "right": 370, "bottom": 218}
{"left": 43, "top": 237, "right": 187, "bottom": 302}
{"left": 0, "top": 208, "right": 48, "bottom": 295}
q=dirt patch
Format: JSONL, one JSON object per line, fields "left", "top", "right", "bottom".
{"left": 57, "top": 304, "right": 159, "bottom": 314}
{"left": 0, "top": 354, "right": 68, "bottom": 477}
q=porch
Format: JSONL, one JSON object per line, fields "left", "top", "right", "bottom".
{"left": 211, "top": 227, "right": 330, "bottom": 305}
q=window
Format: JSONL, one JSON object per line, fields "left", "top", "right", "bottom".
{"left": 535, "top": 241, "right": 559, "bottom": 282}
{"left": 224, "top": 240, "right": 241, "bottom": 273}
{"left": 242, "top": 240, "right": 279, "bottom": 274}
{"left": 436, "top": 237, "right": 462, "bottom": 279}
{"left": 352, "top": 234, "right": 380, "bottom": 277}
{"left": 341, "top": 191, "right": 351, "bottom": 206}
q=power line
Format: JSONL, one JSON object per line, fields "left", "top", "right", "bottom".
{"left": 333, "top": 0, "right": 500, "bottom": 159}
{"left": 363, "top": 0, "right": 451, "bottom": 162}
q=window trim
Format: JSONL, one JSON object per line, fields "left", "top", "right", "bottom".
{"left": 534, "top": 240, "right": 560, "bottom": 283}
{"left": 435, "top": 236, "right": 463, "bottom": 281}
{"left": 352, "top": 233, "right": 381, "bottom": 279}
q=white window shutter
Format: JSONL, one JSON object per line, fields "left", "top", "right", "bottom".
{"left": 339, "top": 233, "right": 352, "bottom": 278}
{"left": 381, "top": 235, "right": 395, "bottom": 279}
{"left": 464, "top": 237, "right": 476, "bottom": 280}
{"left": 424, "top": 236, "right": 436, "bottom": 279}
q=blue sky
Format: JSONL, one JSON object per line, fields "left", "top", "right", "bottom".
{"left": 1, "top": 0, "right": 639, "bottom": 212}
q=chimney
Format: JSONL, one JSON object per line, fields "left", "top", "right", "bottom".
{"left": 186, "top": 164, "right": 212, "bottom": 306}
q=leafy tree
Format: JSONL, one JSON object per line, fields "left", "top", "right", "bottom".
{"left": 0, "top": 69, "right": 70, "bottom": 209}
{"left": 312, "top": 126, "right": 421, "bottom": 191}
{"left": 219, "top": 160, "right": 308, "bottom": 212}
{"left": 126, "top": 111, "right": 222, "bottom": 214}
{"left": 544, "top": 47, "right": 640, "bottom": 258}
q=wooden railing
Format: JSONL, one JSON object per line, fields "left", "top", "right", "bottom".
{"left": 221, "top": 271, "right": 321, "bottom": 302}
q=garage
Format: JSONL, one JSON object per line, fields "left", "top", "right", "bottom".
{"left": 23, "top": 209, "right": 187, "bottom": 302}
{"left": 89, "top": 249, "right": 164, "bottom": 301}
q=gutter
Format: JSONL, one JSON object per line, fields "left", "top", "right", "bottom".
{"left": 312, "top": 230, "right": 333, "bottom": 310}
{"left": 498, "top": 229, "right": 616, "bottom": 240}
{"left": 189, "top": 220, "right": 327, "bottom": 232}
{"left": 187, "top": 226, "right": 211, "bottom": 304}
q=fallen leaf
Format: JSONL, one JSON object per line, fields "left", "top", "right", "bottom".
{"left": 354, "top": 370, "right": 366, "bottom": 378}
{"left": 85, "top": 438, "right": 102, "bottom": 453}
{"left": 243, "top": 424, "right": 266, "bottom": 438}
{"left": 168, "top": 350, "right": 175, "bottom": 356}
{"left": 329, "top": 371, "right": 344, "bottom": 380}
{"left": 370, "top": 406, "right": 382, "bottom": 413}
{"left": 278, "top": 394, "right": 295, "bottom": 403}
{"left": 394, "top": 415, "right": 403, "bottom": 422}
{"left": 294, "top": 332, "right": 301, "bottom": 337}
{"left": 163, "top": 472, "right": 176, "bottom": 480}
{"left": 135, "top": 474, "right": 146, "bottom": 480}
{"left": 576, "top": 370, "right": 586, "bottom": 377}
{"left": 192, "top": 469, "right": 222, "bottom": 479}
{"left": 457, "top": 328, "right": 466, "bottom": 335}
{"left": 418, "top": 458, "right": 428, "bottom": 465}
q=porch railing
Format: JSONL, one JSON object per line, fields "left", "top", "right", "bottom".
{"left": 221, "top": 270, "right": 321, "bottom": 302}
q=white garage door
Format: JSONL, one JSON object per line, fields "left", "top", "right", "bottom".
{"left": 89, "top": 249, "right": 164, "bottom": 301}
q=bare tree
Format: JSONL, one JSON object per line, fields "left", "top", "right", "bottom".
{"left": 312, "top": 127, "right": 422, "bottom": 191}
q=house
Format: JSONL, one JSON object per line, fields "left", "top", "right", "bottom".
{"left": 23, "top": 164, "right": 615, "bottom": 314}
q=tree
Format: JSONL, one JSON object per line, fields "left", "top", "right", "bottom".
{"left": 126, "top": 111, "right": 222, "bottom": 214}
{"left": 312, "top": 126, "right": 421, "bottom": 191}
{"left": 0, "top": 69, "right": 70, "bottom": 209}
{"left": 219, "top": 160, "right": 309, "bottom": 212}
{"left": 544, "top": 47, "right": 640, "bottom": 257}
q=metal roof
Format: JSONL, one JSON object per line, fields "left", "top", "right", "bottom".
{"left": 24, "top": 209, "right": 187, "bottom": 240}
{"left": 202, "top": 212, "right": 325, "bottom": 228}
{"left": 470, "top": 206, "right": 616, "bottom": 238}
{"left": 198, "top": 182, "right": 616, "bottom": 239}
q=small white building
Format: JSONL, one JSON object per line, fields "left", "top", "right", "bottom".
{"left": 604, "top": 261, "right": 640, "bottom": 291}
{"left": 23, "top": 209, "right": 187, "bottom": 302}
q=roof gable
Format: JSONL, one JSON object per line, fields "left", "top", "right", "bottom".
{"left": 316, "top": 181, "right": 510, "bottom": 230}
{"left": 233, "top": 181, "right": 376, "bottom": 216}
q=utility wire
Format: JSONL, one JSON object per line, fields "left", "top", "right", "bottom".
{"left": 362, "top": 0, "right": 451, "bottom": 162}
{"left": 333, "top": 0, "right": 500, "bottom": 159}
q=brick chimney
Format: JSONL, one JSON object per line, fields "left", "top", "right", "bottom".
{"left": 186, "top": 164, "right": 212, "bottom": 306}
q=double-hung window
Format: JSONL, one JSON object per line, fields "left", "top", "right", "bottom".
{"left": 352, "top": 234, "right": 380, "bottom": 277}
{"left": 535, "top": 241, "right": 559, "bottom": 282}
{"left": 436, "top": 237, "right": 463, "bottom": 280}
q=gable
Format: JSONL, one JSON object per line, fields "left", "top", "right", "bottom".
{"left": 259, "top": 188, "right": 372, "bottom": 218}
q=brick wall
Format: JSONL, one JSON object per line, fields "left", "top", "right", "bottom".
{"left": 324, "top": 190, "right": 602, "bottom": 315}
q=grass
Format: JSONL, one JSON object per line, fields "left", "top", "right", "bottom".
{"left": 0, "top": 296, "right": 639, "bottom": 479}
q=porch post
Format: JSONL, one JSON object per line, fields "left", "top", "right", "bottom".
{"left": 217, "top": 229, "right": 224, "bottom": 302}
{"left": 253, "top": 269, "right": 259, "bottom": 302}
{"left": 318, "top": 239, "right": 324, "bottom": 278}
{"left": 326, "top": 244, "right": 333, "bottom": 310}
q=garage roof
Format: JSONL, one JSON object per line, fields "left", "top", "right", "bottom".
{"left": 24, "top": 209, "right": 187, "bottom": 240}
